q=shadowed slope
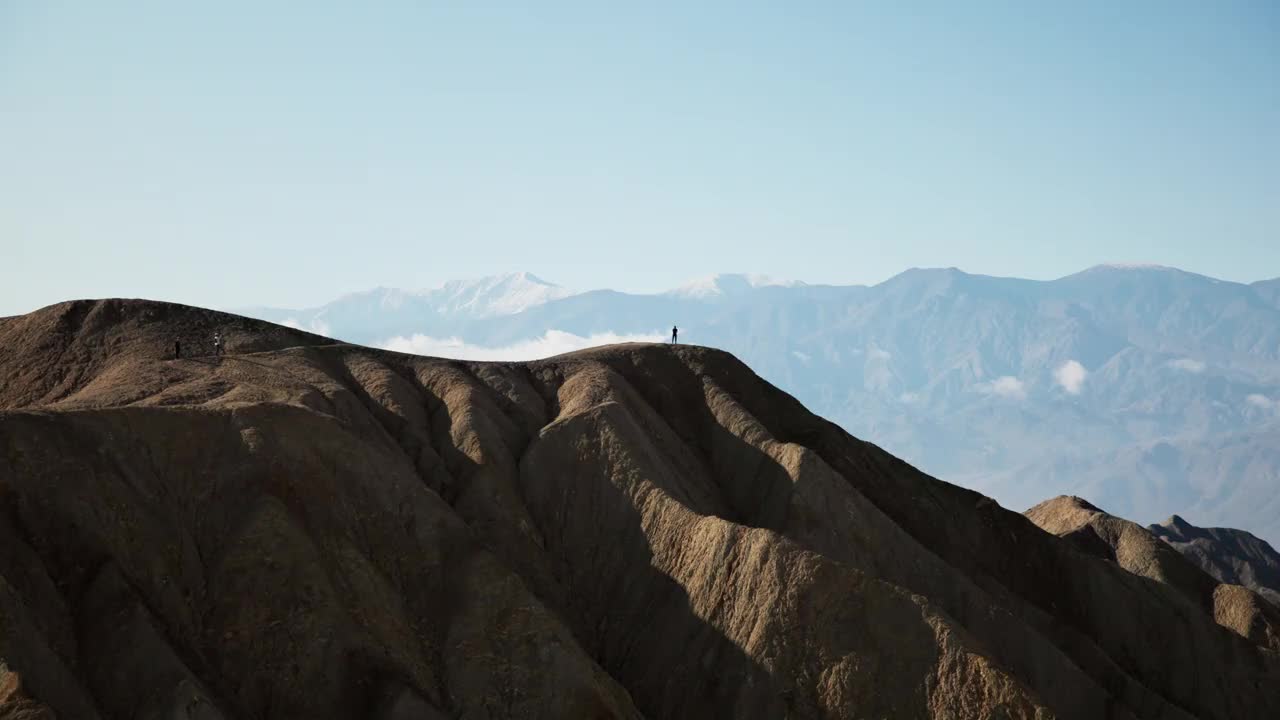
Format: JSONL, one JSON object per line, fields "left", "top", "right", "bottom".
{"left": 1149, "top": 515, "right": 1280, "bottom": 608}
{"left": 0, "top": 299, "right": 1276, "bottom": 719}
{"left": 1026, "top": 496, "right": 1280, "bottom": 651}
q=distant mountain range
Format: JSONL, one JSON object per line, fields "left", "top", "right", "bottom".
{"left": 238, "top": 272, "right": 577, "bottom": 339}
{"left": 239, "top": 265, "right": 1280, "bottom": 545}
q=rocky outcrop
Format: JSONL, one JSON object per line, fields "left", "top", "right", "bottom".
{"left": 1026, "top": 495, "right": 1280, "bottom": 650}
{"left": 0, "top": 661, "right": 58, "bottom": 720}
{"left": 1149, "top": 514, "right": 1280, "bottom": 607}
{"left": 0, "top": 299, "right": 1277, "bottom": 719}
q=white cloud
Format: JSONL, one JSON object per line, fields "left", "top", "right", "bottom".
{"left": 280, "top": 317, "right": 331, "bottom": 337}
{"left": 380, "top": 329, "right": 667, "bottom": 361}
{"left": 1169, "top": 358, "right": 1206, "bottom": 373}
{"left": 1054, "top": 360, "right": 1088, "bottom": 395}
{"left": 792, "top": 351, "right": 812, "bottom": 363}
{"left": 867, "top": 345, "right": 892, "bottom": 360}
{"left": 899, "top": 392, "right": 920, "bottom": 404}
{"left": 1246, "top": 394, "right": 1275, "bottom": 410}
{"left": 979, "top": 376, "right": 1026, "bottom": 400}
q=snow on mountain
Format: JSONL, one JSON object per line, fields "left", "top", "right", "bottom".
{"left": 666, "top": 273, "right": 804, "bottom": 299}
{"left": 421, "top": 272, "right": 577, "bottom": 317}
{"left": 1089, "top": 263, "right": 1176, "bottom": 271}
{"left": 238, "top": 272, "right": 578, "bottom": 341}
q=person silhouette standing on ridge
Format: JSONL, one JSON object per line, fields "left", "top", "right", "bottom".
{"left": 671, "top": 325, "right": 678, "bottom": 345}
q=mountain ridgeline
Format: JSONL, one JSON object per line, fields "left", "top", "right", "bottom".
{"left": 1148, "top": 515, "right": 1280, "bottom": 608}
{"left": 0, "top": 298, "right": 1277, "bottom": 719}
{"left": 1026, "top": 496, "right": 1280, "bottom": 649}
{"left": 241, "top": 266, "right": 1280, "bottom": 547}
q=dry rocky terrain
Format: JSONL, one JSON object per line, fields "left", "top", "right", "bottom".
{"left": 1026, "top": 495, "right": 1280, "bottom": 652}
{"left": 1148, "top": 515, "right": 1280, "bottom": 608}
{"left": 0, "top": 299, "right": 1277, "bottom": 719}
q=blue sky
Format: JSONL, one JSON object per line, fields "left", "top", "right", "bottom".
{"left": 2, "top": 1, "right": 1277, "bottom": 314}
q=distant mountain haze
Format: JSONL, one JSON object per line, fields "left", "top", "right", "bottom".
{"left": 238, "top": 265, "right": 1280, "bottom": 545}
{"left": 3, "top": 298, "right": 1278, "bottom": 717}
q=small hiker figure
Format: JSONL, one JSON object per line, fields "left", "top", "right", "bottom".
{"left": 212, "top": 332, "right": 222, "bottom": 357}
{"left": 671, "top": 325, "right": 678, "bottom": 345}
{"left": 174, "top": 340, "right": 181, "bottom": 359}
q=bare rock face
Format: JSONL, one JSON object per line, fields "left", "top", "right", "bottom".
{"left": 1025, "top": 495, "right": 1280, "bottom": 651}
{"left": 0, "top": 661, "right": 58, "bottom": 720}
{"left": 0, "top": 299, "right": 1278, "bottom": 719}
{"left": 1148, "top": 515, "right": 1280, "bottom": 608}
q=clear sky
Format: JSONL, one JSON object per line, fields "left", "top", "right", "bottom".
{"left": 2, "top": 1, "right": 1277, "bottom": 315}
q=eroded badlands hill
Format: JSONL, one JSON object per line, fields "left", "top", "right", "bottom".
{"left": 1026, "top": 496, "right": 1280, "bottom": 652}
{"left": 1148, "top": 515, "right": 1280, "bottom": 608}
{"left": 0, "top": 299, "right": 1277, "bottom": 719}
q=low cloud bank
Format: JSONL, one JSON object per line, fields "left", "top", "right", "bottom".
{"left": 281, "top": 317, "right": 332, "bottom": 337}
{"left": 380, "top": 329, "right": 667, "bottom": 361}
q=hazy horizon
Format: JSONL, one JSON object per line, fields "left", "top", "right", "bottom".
{"left": 6, "top": 262, "right": 1280, "bottom": 318}
{"left": 4, "top": 2, "right": 1278, "bottom": 315}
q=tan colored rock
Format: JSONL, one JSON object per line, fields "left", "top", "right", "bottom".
{"left": 1026, "top": 495, "right": 1280, "bottom": 652}
{"left": 1149, "top": 514, "right": 1280, "bottom": 607}
{"left": 0, "top": 661, "right": 59, "bottom": 720}
{"left": 0, "top": 299, "right": 1276, "bottom": 719}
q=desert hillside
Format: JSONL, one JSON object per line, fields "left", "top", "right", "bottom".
{"left": 243, "top": 266, "right": 1280, "bottom": 550}
{"left": 1026, "top": 495, "right": 1280, "bottom": 651}
{"left": 1148, "top": 515, "right": 1280, "bottom": 608}
{"left": 0, "top": 299, "right": 1277, "bottom": 719}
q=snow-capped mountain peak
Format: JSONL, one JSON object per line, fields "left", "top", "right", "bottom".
{"left": 1093, "top": 263, "right": 1173, "bottom": 270}
{"left": 667, "top": 273, "right": 803, "bottom": 299}
{"left": 421, "top": 272, "right": 576, "bottom": 317}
